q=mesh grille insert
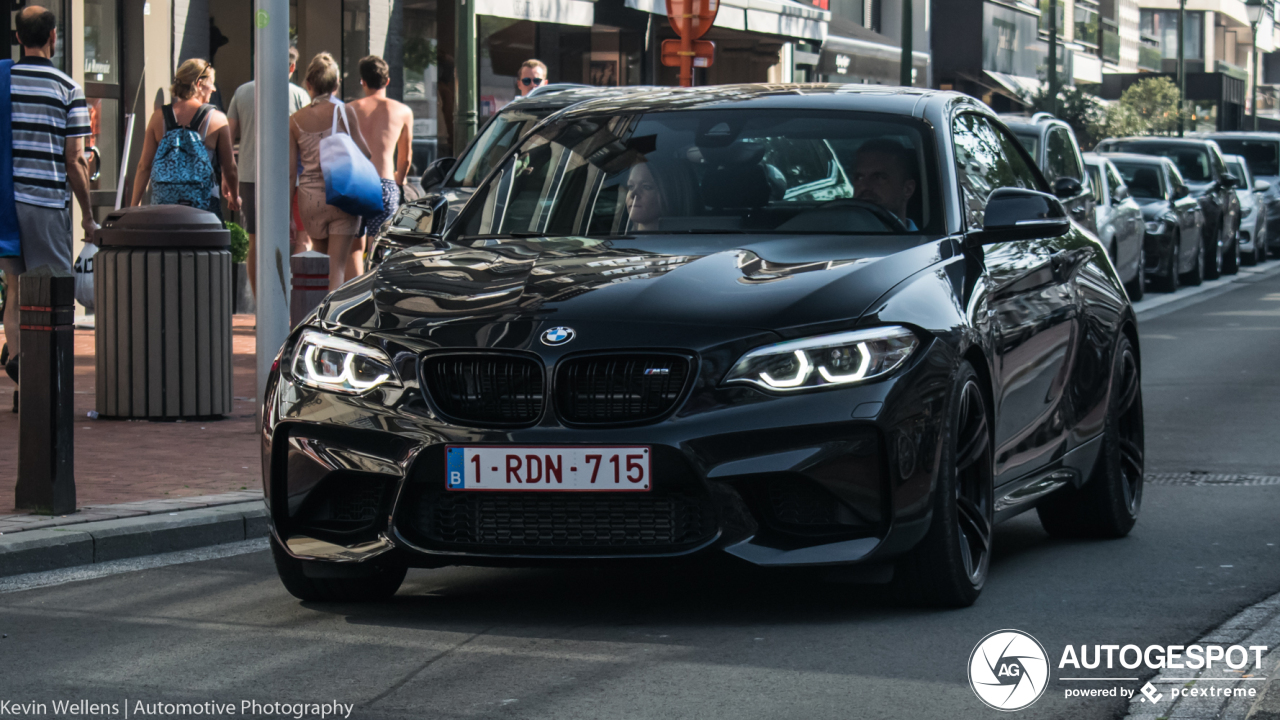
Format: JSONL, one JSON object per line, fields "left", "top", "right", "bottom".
{"left": 423, "top": 354, "right": 544, "bottom": 425}
{"left": 555, "top": 354, "right": 691, "bottom": 425}
{"left": 409, "top": 492, "right": 714, "bottom": 551}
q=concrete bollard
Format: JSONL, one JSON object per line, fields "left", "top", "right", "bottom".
{"left": 16, "top": 265, "right": 76, "bottom": 514}
{"left": 290, "top": 251, "right": 329, "bottom": 328}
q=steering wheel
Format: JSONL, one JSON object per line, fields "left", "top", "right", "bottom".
{"left": 812, "top": 198, "right": 910, "bottom": 233}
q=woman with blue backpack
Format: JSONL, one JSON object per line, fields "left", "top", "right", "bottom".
{"left": 129, "top": 58, "right": 240, "bottom": 217}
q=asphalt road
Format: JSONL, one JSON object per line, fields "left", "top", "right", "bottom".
{"left": 4, "top": 271, "right": 1280, "bottom": 720}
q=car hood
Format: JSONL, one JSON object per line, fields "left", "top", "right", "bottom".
{"left": 319, "top": 234, "right": 952, "bottom": 335}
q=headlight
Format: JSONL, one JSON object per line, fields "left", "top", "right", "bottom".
{"left": 290, "top": 329, "right": 400, "bottom": 394}
{"left": 1145, "top": 220, "right": 1170, "bottom": 234}
{"left": 724, "top": 327, "right": 919, "bottom": 392}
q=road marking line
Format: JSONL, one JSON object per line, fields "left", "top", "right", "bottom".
{"left": 0, "top": 538, "right": 268, "bottom": 595}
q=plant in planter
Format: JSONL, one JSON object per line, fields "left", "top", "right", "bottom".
{"left": 227, "top": 221, "right": 255, "bottom": 314}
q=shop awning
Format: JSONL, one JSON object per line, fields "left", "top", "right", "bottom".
{"left": 820, "top": 33, "right": 930, "bottom": 68}
{"left": 624, "top": 0, "right": 829, "bottom": 40}
{"left": 477, "top": 0, "right": 595, "bottom": 27}
{"left": 985, "top": 70, "right": 1045, "bottom": 101}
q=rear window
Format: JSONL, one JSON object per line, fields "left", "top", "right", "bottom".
{"left": 1213, "top": 138, "right": 1280, "bottom": 176}
{"left": 1111, "top": 161, "right": 1165, "bottom": 200}
{"left": 1104, "top": 142, "right": 1212, "bottom": 183}
{"left": 1014, "top": 132, "right": 1039, "bottom": 159}
{"left": 1086, "top": 165, "right": 1104, "bottom": 200}
{"left": 1225, "top": 158, "right": 1249, "bottom": 186}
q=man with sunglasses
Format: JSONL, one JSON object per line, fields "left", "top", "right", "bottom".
{"left": 517, "top": 59, "right": 548, "bottom": 97}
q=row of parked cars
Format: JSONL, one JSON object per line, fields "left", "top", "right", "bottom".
{"left": 997, "top": 113, "right": 1280, "bottom": 299}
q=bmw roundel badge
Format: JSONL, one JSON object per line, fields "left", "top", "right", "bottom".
{"left": 541, "top": 326, "right": 576, "bottom": 346}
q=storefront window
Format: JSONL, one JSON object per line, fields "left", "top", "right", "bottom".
{"left": 11, "top": 0, "right": 66, "bottom": 71}
{"left": 85, "top": 98, "right": 119, "bottom": 195}
{"left": 403, "top": 0, "right": 441, "bottom": 171}
{"left": 83, "top": 0, "right": 119, "bottom": 84}
{"left": 478, "top": 18, "right": 535, "bottom": 122}
{"left": 343, "top": 0, "right": 370, "bottom": 99}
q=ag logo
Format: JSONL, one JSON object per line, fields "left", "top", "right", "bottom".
{"left": 968, "top": 629, "right": 1049, "bottom": 712}
{"left": 541, "top": 326, "right": 576, "bottom": 346}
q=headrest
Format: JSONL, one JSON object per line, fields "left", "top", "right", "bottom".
{"left": 701, "top": 162, "right": 771, "bottom": 210}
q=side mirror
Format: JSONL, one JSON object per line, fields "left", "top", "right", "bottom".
{"left": 1220, "top": 173, "right": 1239, "bottom": 189}
{"left": 421, "top": 157, "right": 457, "bottom": 190}
{"left": 1255, "top": 180, "right": 1272, "bottom": 194}
{"left": 1112, "top": 184, "right": 1130, "bottom": 203}
{"left": 1053, "top": 176, "right": 1084, "bottom": 200}
{"left": 967, "top": 188, "right": 1072, "bottom": 246}
{"left": 1172, "top": 184, "right": 1191, "bottom": 200}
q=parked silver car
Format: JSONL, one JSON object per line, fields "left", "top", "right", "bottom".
{"left": 1223, "top": 153, "right": 1271, "bottom": 266}
{"left": 1084, "top": 153, "right": 1146, "bottom": 299}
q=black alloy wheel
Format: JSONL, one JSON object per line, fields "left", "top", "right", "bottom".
{"left": 895, "top": 361, "right": 993, "bottom": 608}
{"left": 1181, "top": 234, "right": 1204, "bottom": 286}
{"left": 1152, "top": 234, "right": 1180, "bottom": 292}
{"left": 270, "top": 535, "right": 407, "bottom": 602}
{"left": 1126, "top": 246, "right": 1146, "bottom": 301}
{"left": 1037, "top": 334, "right": 1144, "bottom": 538}
{"left": 1257, "top": 232, "right": 1267, "bottom": 265}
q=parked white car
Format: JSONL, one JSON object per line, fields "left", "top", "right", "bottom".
{"left": 1222, "top": 153, "right": 1271, "bottom": 266}
{"left": 1084, "top": 153, "right": 1146, "bottom": 299}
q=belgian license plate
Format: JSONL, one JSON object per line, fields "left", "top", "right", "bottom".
{"left": 445, "top": 446, "right": 651, "bottom": 491}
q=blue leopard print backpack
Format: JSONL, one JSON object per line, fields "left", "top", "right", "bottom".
{"left": 151, "top": 104, "right": 215, "bottom": 209}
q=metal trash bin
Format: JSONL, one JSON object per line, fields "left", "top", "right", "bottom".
{"left": 94, "top": 206, "right": 232, "bottom": 419}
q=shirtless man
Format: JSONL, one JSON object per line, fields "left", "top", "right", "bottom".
{"left": 348, "top": 55, "right": 413, "bottom": 275}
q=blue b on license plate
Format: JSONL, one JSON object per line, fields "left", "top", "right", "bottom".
{"left": 445, "top": 446, "right": 651, "bottom": 491}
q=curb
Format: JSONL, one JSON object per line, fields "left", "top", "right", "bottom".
{"left": 1248, "top": 659, "right": 1280, "bottom": 720}
{"left": 0, "top": 501, "right": 268, "bottom": 577}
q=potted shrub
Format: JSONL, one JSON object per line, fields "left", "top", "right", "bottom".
{"left": 228, "top": 221, "right": 255, "bottom": 314}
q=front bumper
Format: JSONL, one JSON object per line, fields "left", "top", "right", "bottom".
{"left": 1144, "top": 227, "right": 1177, "bottom": 278}
{"left": 263, "top": 333, "right": 954, "bottom": 569}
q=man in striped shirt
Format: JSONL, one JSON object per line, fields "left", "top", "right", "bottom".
{"left": 0, "top": 7, "right": 96, "bottom": 394}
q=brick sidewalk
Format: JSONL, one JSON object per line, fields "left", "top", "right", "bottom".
{"left": 0, "top": 315, "right": 262, "bottom": 520}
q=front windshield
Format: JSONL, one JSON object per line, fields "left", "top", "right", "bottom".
{"left": 1111, "top": 161, "right": 1165, "bottom": 200}
{"left": 1213, "top": 138, "right": 1280, "bottom": 177}
{"left": 447, "top": 109, "right": 546, "bottom": 189}
{"left": 1106, "top": 142, "right": 1211, "bottom": 183}
{"left": 452, "top": 110, "right": 939, "bottom": 240}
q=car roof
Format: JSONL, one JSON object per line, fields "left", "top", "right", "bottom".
{"left": 499, "top": 85, "right": 663, "bottom": 115}
{"left": 998, "top": 113, "right": 1069, "bottom": 135}
{"left": 1097, "top": 151, "right": 1173, "bottom": 166}
{"left": 1196, "top": 131, "right": 1280, "bottom": 141}
{"left": 1102, "top": 136, "right": 1216, "bottom": 148}
{"left": 553, "top": 83, "right": 968, "bottom": 121}
{"left": 1081, "top": 153, "right": 1112, "bottom": 165}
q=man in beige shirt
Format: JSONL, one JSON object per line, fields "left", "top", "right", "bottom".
{"left": 348, "top": 55, "right": 412, "bottom": 276}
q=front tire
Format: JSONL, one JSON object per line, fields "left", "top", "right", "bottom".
{"left": 1126, "top": 246, "right": 1146, "bottom": 301}
{"left": 1151, "top": 234, "right": 1180, "bottom": 293}
{"left": 1204, "top": 224, "right": 1224, "bottom": 280}
{"left": 1181, "top": 234, "right": 1204, "bottom": 286}
{"left": 895, "top": 361, "right": 994, "bottom": 608}
{"left": 270, "top": 535, "right": 407, "bottom": 602}
{"left": 1224, "top": 227, "right": 1241, "bottom": 275}
{"left": 1037, "top": 334, "right": 1144, "bottom": 538}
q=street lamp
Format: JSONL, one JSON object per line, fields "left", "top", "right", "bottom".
{"left": 1247, "top": 0, "right": 1266, "bottom": 130}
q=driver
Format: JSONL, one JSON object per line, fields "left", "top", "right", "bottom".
{"left": 851, "top": 139, "right": 918, "bottom": 230}
{"left": 625, "top": 162, "right": 664, "bottom": 231}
